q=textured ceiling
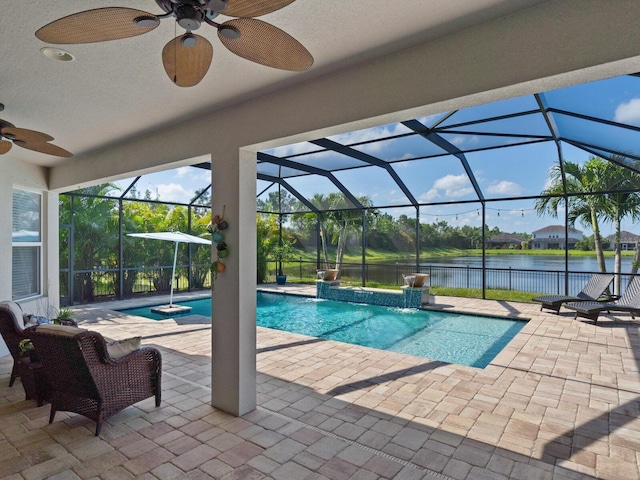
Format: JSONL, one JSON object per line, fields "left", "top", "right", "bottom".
{"left": 1, "top": 0, "right": 549, "bottom": 167}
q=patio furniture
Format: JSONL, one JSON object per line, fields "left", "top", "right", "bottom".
{"left": 27, "top": 324, "right": 162, "bottom": 436}
{"left": 532, "top": 273, "right": 613, "bottom": 313}
{"left": 0, "top": 300, "right": 31, "bottom": 388}
{"left": 565, "top": 278, "right": 640, "bottom": 323}
{"left": 16, "top": 356, "right": 51, "bottom": 406}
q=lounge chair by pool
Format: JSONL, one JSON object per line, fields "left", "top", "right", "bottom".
{"left": 532, "top": 273, "right": 613, "bottom": 313}
{"left": 565, "top": 278, "right": 640, "bottom": 323}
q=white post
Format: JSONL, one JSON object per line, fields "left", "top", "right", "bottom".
{"left": 211, "top": 148, "right": 257, "bottom": 415}
{"left": 170, "top": 242, "right": 178, "bottom": 306}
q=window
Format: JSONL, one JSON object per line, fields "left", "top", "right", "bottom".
{"left": 12, "top": 189, "right": 41, "bottom": 300}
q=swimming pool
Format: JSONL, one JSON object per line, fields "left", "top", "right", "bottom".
{"left": 121, "top": 292, "right": 526, "bottom": 368}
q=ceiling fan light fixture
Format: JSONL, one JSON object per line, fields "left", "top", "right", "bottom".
{"left": 181, "top": 34, "right": 198, "bottom": 47}
{"left": 206, "top": 0, "right": 228, "bottom": 13}
{"left": 135, "top": 15, "right": 161, "bottom": 28}
{"left": 41, "top": 47, "right": 75, "bottom": 62}
{"left": 178, "top": 17, "right": 201, "bottom": 30}
{"left": 219, "top": 25, "right": 240, "bottom": 40}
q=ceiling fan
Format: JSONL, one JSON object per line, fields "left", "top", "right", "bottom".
{"left": 0, "top": 103, "right": 73, "bottom": 158}
{"left": 35, "top": 0, "right": 314, "bottom": 87}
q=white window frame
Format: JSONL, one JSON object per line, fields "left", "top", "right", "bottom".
{"left": 12, "top": 188, "right": 42, "bottom": 300}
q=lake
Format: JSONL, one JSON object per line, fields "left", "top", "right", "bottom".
{"left": 367, "top": 254, "right": 636, "bottom": 295}
{"left": 421, "top": 254, "right": 635, "bottom": 272}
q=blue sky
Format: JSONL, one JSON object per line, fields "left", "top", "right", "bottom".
{"left": 112, "top": 166, "right": 211, "bottom": 204}
{"left": 259, "top": 75, "right": 640, "bottom": 238}
{"left": 115, "top": 75, "right": 640, "bottom": 240}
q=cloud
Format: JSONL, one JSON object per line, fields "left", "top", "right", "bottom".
{"left": 421, "top": 188, "right": 439, "bottom": 201}
{"left": 330, "top": 123, "right": 408, "bottom": 146}
{"left": 416, "top": 114, "right": 444, "bottom": 126}
{"left": 449, "top": 135, "right": 480, "bottom": 147}
{"left": 157, "top": 183, "right": 193, "bottom": 203}
{"left": 267, "top": 141, "right": 320, "bottom": 157}
{"left": 614, "top": 98, "right": 640, "bottom": 125}
{"left": 486, "top": 180, "right": 522, "bottom": 195}
{"left": 421, "top": 174, "right": 474, "bottom": 201}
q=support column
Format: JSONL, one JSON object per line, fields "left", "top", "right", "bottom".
{"left": 211, "top": 148, "right": 257, "bottom": 415}
{"left": 43, "top": 191, "right": 61, "bottom": 310}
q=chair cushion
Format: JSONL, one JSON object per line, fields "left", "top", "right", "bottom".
{"left": 0, "top": 301, "right": 26, "bottom": 329}
{"left": 35, "top": 324, "right": 86, "bottom": 337}
{"left": 107, "top": 337, "right": 141, "bottom": 359}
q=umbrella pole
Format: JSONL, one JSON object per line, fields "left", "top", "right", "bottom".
{"left": 170, "top": 242, "right": 178, "bottom": 306}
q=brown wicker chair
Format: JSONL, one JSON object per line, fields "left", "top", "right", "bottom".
{"left": 0, "top": 301, "right": 30, "bottom": 388}
{"left": 27, "top": 324, "right": 162, "bottom": 435}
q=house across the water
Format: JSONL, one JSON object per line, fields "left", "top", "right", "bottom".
{"left": 531, "top": 225, "right": 583, "bottom": 250}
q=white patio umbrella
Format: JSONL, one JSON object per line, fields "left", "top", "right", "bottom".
{"left": 127, "top": 232, "right": 211, "bottom": 306}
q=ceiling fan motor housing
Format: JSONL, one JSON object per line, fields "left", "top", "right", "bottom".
{"left": 157, "top": 0, "right": 227, "bottom": 16}
{"left": 176, "top": 5, "right": 203, "bottom": 30}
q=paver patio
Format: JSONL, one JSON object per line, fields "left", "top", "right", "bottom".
{"left": 0, "top": 286, "right": 638, "bottom": 479}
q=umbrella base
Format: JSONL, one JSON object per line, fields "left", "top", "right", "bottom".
{"left": 151, "top": 304, "right": 192, "bottom": 316}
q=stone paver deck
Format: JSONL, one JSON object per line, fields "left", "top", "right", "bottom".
{"left": 1, "top": 286, "right": 639, "bottom": 479}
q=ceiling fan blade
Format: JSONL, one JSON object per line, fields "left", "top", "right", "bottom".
{"left": 0, "top": 118, "right": 16, "bottom": 130}
{"left": 222, "top": 0, "right": 295, "bottom": 18}
{"left": 1, "top": 127, "right": 54, "bottom": 142}
{"left": 14, "top": 140, "right": 73, "bottom": 158}
{"left": 36, "top": 8, "right": 159, "bottom": 44}
{"left": 162, "top": 34, "right": 213, "bottom": 87}
{"left": 218, "top": 19, "right": 312, "bottom": 71}
{"left": 0, "top": 140, "right": 12, "bottom": 154}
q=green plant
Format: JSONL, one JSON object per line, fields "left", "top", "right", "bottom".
{"left": 18, "top": 338, "right": 35, "bottom": 356}
{"left": 53, "top": 306, "right": 73, "bottom": 320}
{"left": 271, "top": 238, "right": 296, "bottom": 276}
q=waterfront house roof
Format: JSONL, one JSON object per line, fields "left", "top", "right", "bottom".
{"left": 606, "top": 231, "right": 640, "bottom": 243}
{"left": 532, "top": 225, "right": 582, "bottom": 235}
{"left": 487, "top": 233, "right": 526, "bottom": 243}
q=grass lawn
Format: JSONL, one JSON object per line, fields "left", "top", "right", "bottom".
{"left": 330, "top": 247, "right": 636, "bottom": 264}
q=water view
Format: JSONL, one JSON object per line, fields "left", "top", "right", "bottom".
{"left": 422, "top": 254, "right": 635, "bottom": 271}
{"left": 370, "top": 254, "right": 635, "bottom": 295}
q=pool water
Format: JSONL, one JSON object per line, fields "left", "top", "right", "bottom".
{"left": 121, "top": 292, "right": 526, "bottom": 368}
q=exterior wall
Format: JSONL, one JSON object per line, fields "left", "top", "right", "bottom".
{"left": 531, "top": 239, "right": 580, "bottom": 250}
{"left": 531, "top": 228, "right": 583, "bottom": 250}
{"left": 0, "top": 157, "right": 54, "bottom": 357}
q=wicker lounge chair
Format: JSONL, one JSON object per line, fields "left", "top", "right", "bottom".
{"left": 565, "top": 278, "right": 640, "bottom": 323}
{"left": 532, "top": 273, "right": 613, "bottom": 313}
{"left": 28, "top": 324, "right": 162, "bottom": 435}
{"left": 0, "top": 301, "right": 30, "bottom": 388}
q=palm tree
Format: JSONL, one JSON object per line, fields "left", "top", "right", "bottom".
{"left": 535, "top": 159, "right": 609, "bottom": 272}
{"left": 598, "top": 157, "right": 640, "bottom": 294}
{"left": 537, "top": 156, "right": 640, "bottom": 295}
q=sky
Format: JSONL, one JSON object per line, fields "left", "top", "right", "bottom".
{"left": 113, "top": 74, "right": 640, "bottom": 240}
{"left": 112, "top": 166, "right": 211, "bottom": 204}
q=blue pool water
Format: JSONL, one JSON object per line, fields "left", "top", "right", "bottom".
{"left": 121, "top": 292, "right": 526, "bottom": 368}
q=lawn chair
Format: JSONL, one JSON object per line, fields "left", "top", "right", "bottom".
{"left": 532, "top": 273, "right": 613, "bottom": 313}
{"left": 0, "top": 301, "right": 30, "bottom": 388}
{"left": 565, "top": 277, "right": 640, "bottom": 323}
{"left": 28, "top": 324, "right": 162, "bottom": 435}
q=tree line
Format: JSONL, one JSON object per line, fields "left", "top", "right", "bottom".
{"left": 60, "top": 184, "right": 211, "bottom": 303}
{"left": 61, "top": 155, "right": 640, "bottom": 299}
{"left": 257, "top": 191, "right": 509, "bottom": 271}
